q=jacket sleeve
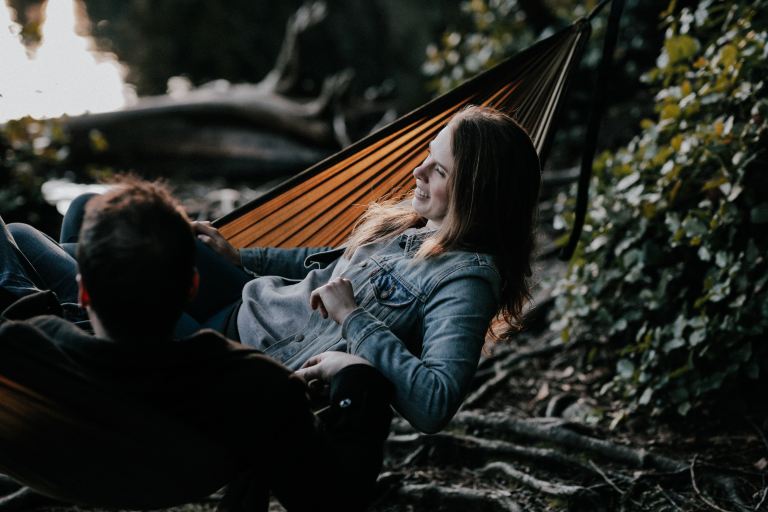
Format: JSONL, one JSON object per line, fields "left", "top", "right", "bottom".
{"left": 239, "top": 246, "right": 336, "bottom": 280}
{"left": 342, "top": 268, "right": 498, "bottom": 433}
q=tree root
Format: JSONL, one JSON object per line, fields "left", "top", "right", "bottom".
{"left": 481, "top": 461, "right": 593, "bottom": 498}
{"left": 466, "top": 338, "right": 566, "bottom": 409}
{"left": 451, "top": 411, "right": 687, "bottom": 473}
{"left": 387, "top": 431, "right": 618, "bottom": 479}
{"left": 0, "top": 487, "right": 58, "bottom": 512}
{"left": 391, "top": 483, "right": 522, "bottom": 512}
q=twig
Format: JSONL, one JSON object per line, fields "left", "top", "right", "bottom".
{"left": 481, "top": 461, "right": 592, "bottom": 498}
{"left": 748, "top": 418, "right": 768, "bottom": 454}
{"left": 589, "top": 459, "right": 625, "bottom": 495}
{"left": 0, "top": 487, "right": 53, "bottom": 512}
{"left": 755, "top": 484, "right": 768, "bottom": 511}
{"left": 464, "top": 364, "right": 512, "bottom": 408}
{"left": 656, "top": 484, "right": 685, "bottom": 512}
{"left": 690, "top": 455, "right": 735, "bottom": 512}
{"left": 396, "top": 444, "right": 426, "bottom": 468}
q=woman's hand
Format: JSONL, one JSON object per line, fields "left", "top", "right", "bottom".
{"left": 192, "top": 221, "right": 240, "bottom": 267}
{"left": 295, "top": 351, "right": 372, "bottom": 383}
{"left": 309, "top": 277, "right": 357, "bottom": 324}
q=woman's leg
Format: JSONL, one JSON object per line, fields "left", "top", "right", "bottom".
{"left": 185, "top": 240, "right": 251, "bottom": 322}
{"left": 7, "top": 223, "right": 79, "bottom": 304}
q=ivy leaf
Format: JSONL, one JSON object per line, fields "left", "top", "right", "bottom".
{"left": 617, "top": 359, "right": 635, "bottom": 379}
{"left": 664, "top": 35, "right": 700, "bottom": 65}
{"left": 750, "top": 203, "right": 768, "bottom": 224}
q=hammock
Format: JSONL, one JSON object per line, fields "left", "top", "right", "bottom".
{"left": 214, "top": 19, "right": 593, "bottom": 248}
{"left": 0, "top": 315, "right": 237, "bottom": 508}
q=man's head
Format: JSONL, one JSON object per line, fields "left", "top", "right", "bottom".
{"left": 76, "top": 177, "right": 196, "bottom": 341}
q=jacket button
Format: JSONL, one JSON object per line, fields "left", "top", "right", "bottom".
{"left": 295, "top": 334, "right": 304, "bottom": 342}
{"left": 338, "top": 398, "right": 352, "bottom": 408}
{"left": 360, "top": 261, "right": 368, "bottom": 268}
{"left": 380, "top": 290, "right": 391, "bottom": 299}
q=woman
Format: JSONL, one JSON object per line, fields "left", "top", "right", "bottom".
{"left": 189, "top": 105, "right": 541, "bottom": 433}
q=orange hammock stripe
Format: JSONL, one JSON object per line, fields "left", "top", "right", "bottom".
{"left": 215, "top": 20, "right": 591, "bottom": 249}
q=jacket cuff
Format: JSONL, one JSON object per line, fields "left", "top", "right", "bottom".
{"left": 341, "top": 307, "right": 388, "bottom": 353}
{"left": 239, "top": 248, "right": 264, "bottom": 275}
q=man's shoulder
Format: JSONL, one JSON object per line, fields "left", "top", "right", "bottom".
{"left": 182, "top": 329, "right": 295, "bottom": 380}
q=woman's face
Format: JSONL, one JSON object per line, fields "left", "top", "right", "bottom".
{"left": 412, "top": 123, "right": 454, "bottom": 227}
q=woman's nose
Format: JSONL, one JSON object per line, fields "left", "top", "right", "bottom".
{"left": 413, "top": 161, "right": 428, "bottom": 181}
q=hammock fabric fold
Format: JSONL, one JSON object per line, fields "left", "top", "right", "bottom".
{"left": 215, "top": 19, "right": 592, "bottom": 249}
{"left": 0, "top": 319, "right": 237, "bottom": 507}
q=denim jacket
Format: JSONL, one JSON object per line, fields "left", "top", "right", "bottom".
{"left": 238, "top": 227, "right": 500, "bottom": 433}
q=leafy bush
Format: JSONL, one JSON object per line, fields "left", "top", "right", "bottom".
{"left": 0, "top": 117, "right": 68, "bottom": 235}
{"left": 552, "top": 0, "right": 768, "bottom": 416}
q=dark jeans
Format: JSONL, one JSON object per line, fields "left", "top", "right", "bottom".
{"left": 0, "top": 215, "right": 86, "bottom": 324}
{"left": 9, "top": 193, "right": 250, "bottom": 338}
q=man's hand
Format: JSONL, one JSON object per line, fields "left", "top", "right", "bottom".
{"left": 295, "top": 351, "right": 372, "bottom": 383}
{"left": 309, "top": 277, "right": 357, "bottom": 324}
{"left": 192, "top": 221, "right": 240, "bottom": 267}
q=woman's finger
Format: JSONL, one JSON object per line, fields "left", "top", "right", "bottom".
{"left": 301, "top": 356, "right": 320, "bottom": 369}
{"left": 309, "top": 290, "right": 322, "bottom": 310}
{"left": 193, "top": 221, "right": 218, "bottom": 237}
{"left": 295, "top": 364, "right": 320, "bottom": 382}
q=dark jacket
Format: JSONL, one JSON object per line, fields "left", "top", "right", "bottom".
{"left": 0, "top": 291, "right": 392, "bottom": 511}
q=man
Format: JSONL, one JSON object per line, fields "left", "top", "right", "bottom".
{"left": 0, "top": 178, "right": 391, "bottom": 511}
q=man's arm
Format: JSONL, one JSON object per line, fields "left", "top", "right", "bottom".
{"left": 269, "top": 365, "right": 392, "bottom": 512}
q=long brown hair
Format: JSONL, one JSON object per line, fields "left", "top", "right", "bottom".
{"left": 345, "top": 105, "right": 541, "bottom": 337}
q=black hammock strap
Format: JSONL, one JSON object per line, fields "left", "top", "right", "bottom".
{"left": 560, "top": 0, "right": 626, "bottom": 260}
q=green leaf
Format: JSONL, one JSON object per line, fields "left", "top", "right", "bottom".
{"left": 617, "top": 359, "right": 635, "bottom": 379}
{"left": 750, "top": 203, "right": 768, "bottom": 224}
{"left": 663, "top": 338, "right": 686, "bottom": 353}
{"left": 664, "top": 35, "right": 700, "bottom": 65}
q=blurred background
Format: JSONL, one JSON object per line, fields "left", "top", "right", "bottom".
{"left": 1, "top": 0, "right": 665, "bottom": 236}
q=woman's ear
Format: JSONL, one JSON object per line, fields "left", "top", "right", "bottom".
{"left": 188, "top": 268, "right": 200, "bottom": 302}
{"left": 76, "top": 274, "right": 91, "bottom": 308}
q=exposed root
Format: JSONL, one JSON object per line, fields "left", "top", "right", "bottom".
{"left": 481, "top": 461, "right": 593, "bottom": 498}
{"left": 452, "top": 411, "right": 687, "bottom": 473}
{"left": 392, "top": 483, "right": 522, "bottom": 512}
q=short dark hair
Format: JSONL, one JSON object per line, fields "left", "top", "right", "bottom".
{"left": 76, "top": 177, "right": 195, "bottom": 340}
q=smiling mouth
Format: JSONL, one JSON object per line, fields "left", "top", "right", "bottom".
{"left": 415, "top": 187, "right": 430, "bottom": 199}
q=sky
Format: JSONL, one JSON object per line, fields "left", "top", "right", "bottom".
{"left": 0, "top": 0, "right": 131, "bottom": 122}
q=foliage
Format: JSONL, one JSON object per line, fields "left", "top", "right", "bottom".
{"left": 0, "top": 118, "right": 69, "bottom": 234}
{"left": 552, "top": 0, "right": 768, "bottom": 417}
{"left": 422, "top": 0, "right": 540, "bottom": 93}
{"left": 422, "top": 0, "right": 667, "bottom": 167}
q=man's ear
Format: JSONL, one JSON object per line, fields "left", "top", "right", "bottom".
{"left": 76, "top": 274, "right": 91, "bottom": 308}
{"left": 188, "top": 268, "right": 200, "bottom": 302}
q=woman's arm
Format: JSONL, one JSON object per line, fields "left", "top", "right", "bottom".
{"left": 343, "top": 270, "right": 497, "bottom": 433}
{"left": 303, "top": 267, "right": 498, "bottom": 433}
{"left": 240, "top": 246, "right": 335, "bottom": 280}
{"left": 192, "top": 221, "right": 335, "bottom": 279}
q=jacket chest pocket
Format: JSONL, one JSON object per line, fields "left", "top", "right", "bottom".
{"left": 368, "top": 270, "right": 418, "bottom": 326}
